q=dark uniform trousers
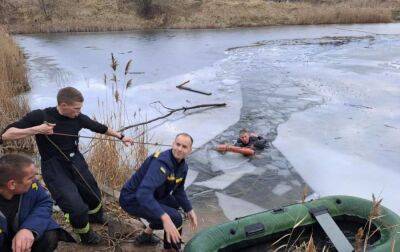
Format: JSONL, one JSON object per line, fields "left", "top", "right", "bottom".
{"left": 124, "top": 195, "right": 183, "bottom": 249}
{"left": 31, "top": 230, "right": 59, "bottom": 252}
{"left": 41, "top": 152, "right": 102, "bottom": 232}
{"left": 3, "top": 230, "right": 59, "bottom": 252}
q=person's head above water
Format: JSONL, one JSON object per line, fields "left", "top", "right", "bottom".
{"left": 239, "top": 128, "right": 250, "bottom": 145}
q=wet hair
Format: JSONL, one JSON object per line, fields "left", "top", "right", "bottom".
{"left": 239, "top": 128, "right": 249, "bottom": 136}
{"left": 57, "top": 87, "right": 84, "bottom": 105}
{"left": 175, "top": 133, "right": 193, "bottom": 146}
{"left": 0, "top": 154, "right": 33, "bottom": 186}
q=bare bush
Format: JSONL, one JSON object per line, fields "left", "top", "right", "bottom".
{"left": 37, "top": 0, "right": 56, "bottom": 20}
{"left": 0, "top": 26, "right": 35, "bottom": 154}
{"left": 134, "top": 0, "right": 165, "bottom": 19}
{"left": 88, "top": 54, "right": 148, "bottom": 190}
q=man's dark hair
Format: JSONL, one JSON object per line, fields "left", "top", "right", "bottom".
{"left": 57, "top": 87, "right": 84, "bottom": 105}
{"left": 239, "top": 128, "right": 249, "bottom": 136}
{"left": 0, "top": 154, "right": 33, "bottom": 186}
{"left": 176, "top": 133, "right": 193, "bottom": 146}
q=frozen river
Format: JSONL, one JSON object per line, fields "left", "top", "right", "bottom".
{"left": 16, "top": 24, "right": 400, "bottom": 231}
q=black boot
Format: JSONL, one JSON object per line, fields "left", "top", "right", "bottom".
{"left": 79, "top": 229, "right": 102, "bottom": 245}
{"left": 88, "top": 210, "right": 107, "bottom": 225}
{"left": 135, "top": 231, "right": 160, "bottom": 245}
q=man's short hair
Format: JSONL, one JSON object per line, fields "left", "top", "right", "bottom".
{"left": 0, "top": 154, "right": 33, "bottom": 186}
{"left": 175, "top": 133, "right": 193, "bottom": 146}
{"left": 239, "top": 128, "right": 249, "bottom": 136}
{"left": 57, "top": 87, "right": 84, "bottom": 105}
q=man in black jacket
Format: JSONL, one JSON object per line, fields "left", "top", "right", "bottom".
{"left": 235, "top": 128, "right": 267, "bottom": 150}
{"left": 1, "top": 87, "right": 134, "bottom": 245}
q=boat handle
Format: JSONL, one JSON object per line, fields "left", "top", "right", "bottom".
{"left": 272, "top": 207, "right": 285, "bottom": 214}
{"left": 245, "top": 223, "right": 265, "bottom": 237}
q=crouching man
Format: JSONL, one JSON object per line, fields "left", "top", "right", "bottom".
{"left": 119, "top": 133, "right": 198, "bottom": 252}
{"left": 0, "top": 154, "right": 72, "bottom": 252}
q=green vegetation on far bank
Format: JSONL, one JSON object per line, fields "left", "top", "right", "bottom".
{"left": 1, "top": 0, "right": 399, "bottom": 34}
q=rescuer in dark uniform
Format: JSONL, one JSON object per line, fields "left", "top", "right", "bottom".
{"left": 119, "top": 133, "right": 198, "bottom": 252}
{"left": 0, "top": 153, "right": 74, "bottom": 252}
{"left": 1, "top": 87, "right": 134, "bottom": 245}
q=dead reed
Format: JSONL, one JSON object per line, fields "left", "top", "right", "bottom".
{"left": 305, "top": 235, "right": 316, "bottom": 252}
{"left": 0, "top": 25, "right": 35, "bottom": 154}
{"left": 301, "top": 185, "right": 309, "bottom": 203}
{"left": 87, "top": 54, "right": 148, "bottom": 190}
{"left": 354, "top": 227, "right": 365, "bottom": 252}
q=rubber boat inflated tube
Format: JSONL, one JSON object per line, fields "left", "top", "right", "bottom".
{"left": 216, "top": 144, "right": 255, "bottom": 156}
{"left": 184, "top": 195, "right": 400, "bottom": 252}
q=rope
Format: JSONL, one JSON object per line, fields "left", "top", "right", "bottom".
{"left": 44, "top": 135, "right": 102, "bottom": 202}
{"left": 42, "top": 130, "right": 210, "bottom": 209}
{"left": 49, "top": 132, "right": 205, "bottom": 150}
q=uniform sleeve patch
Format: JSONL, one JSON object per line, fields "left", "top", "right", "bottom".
{"left": 160, "top": 166, "right": 166, "bottom": 174}
{"left": 167, "top": 175, "right": 176, "bottom": 181}
{"left": 32, "top": 182, "right": 38, "bottom": 191}
{"left": 175, "top": 178, "right": 183, "bottom": 184}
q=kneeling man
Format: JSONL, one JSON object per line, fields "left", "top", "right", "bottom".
{"left": 119, "top": 133, "right": 197, "bottom": 252}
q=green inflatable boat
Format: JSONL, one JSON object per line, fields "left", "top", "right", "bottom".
{"left": 184, "top": 195, "right": 400, "bottom": 252}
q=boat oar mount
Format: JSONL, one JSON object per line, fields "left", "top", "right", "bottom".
{"left": 309, "top": 206, "right": 354, "bottom": 252}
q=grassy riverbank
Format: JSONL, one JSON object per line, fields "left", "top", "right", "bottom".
{"left": 1, "top": 0, "right": 399, "bottom": 34}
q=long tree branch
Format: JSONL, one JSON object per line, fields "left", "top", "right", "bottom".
{"left": 176, "top": 80, "right": 212, "bottom": 96}
{"left": 119, "top": 102, "right": 226, "bottom": 132}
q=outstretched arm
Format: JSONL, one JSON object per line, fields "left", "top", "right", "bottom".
{"left": 79, "top": 113, "right": 133, "bottom": 146}
{"left": 104, "top": 128, "right": 134, "bottom": 146}
{"left": 2, "top": 124, "right": 55, "bottom": 141}
{"left": 2, "top": 109, "right": 48, "bottom": 141}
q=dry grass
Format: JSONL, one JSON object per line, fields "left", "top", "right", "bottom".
{"left": 54, "top": 199, "right": 145, "bottom": 251}
{"left": 301, "top": 185, "right": 309, "bottom": 203}
{"left": 87, "top": 54, "right": 148, "bottom": 190}
{"left": 178, "top": 0, "right": 397, "bottom": 28}
{"left": 305, "top": 235, "right": 316, "bottom": 252}
{"left": 0, "top": 25, "right": 35, "bottom": 154}
{"left": 354, "top": 227, "right": 365, "bottom": 252}
{"left": 2, "top": 0, "right": 399, "bottom": 33}
{"left": 88, "top": 129, "right": 148, "bottom": 190}
{"left": 361, "top": 194, "right": 383, "bottom": 251}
